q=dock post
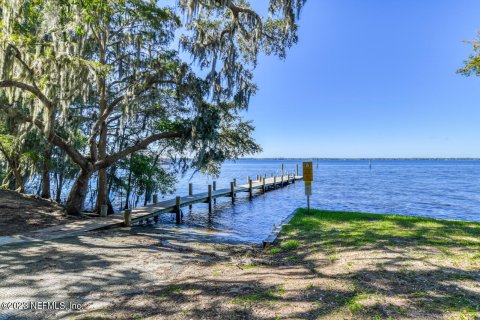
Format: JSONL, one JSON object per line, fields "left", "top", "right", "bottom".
{"left": 153, "top": 195, "right": 159, "bottom": 223}
{"left": 188, "top": 183, "right": 193, "bottom": 210}
{"left": 124, "top": 209, "right": 132, "bottom": 227}
{"left": 230, "top": 181, "right": 235, "bottom": 203}
{"left": 249, "top": 179, "right": 253, "bottom": 199}
{"left": 282, "top": 163, "right": 284, "bottom": 176}
{"left": 208, "top": 185, "right": 212, "bottom": 213}
{"left": 296, "top": 164, "right": 299, "bottom": 177}
{"left": 233, "top": 178, "right": 237, "bottom": 187}
{"left": 213, "top": 181, "right": 217, "bottom": 204}
{"left": 281, "top": 175, "right": 284, "bottom": 186}
{"left": 262, "top": 177, "right": 266, "bottom": 193}
{"left": 175, "top": 196, "right": 181, "bottom": 224}
{"left": 273, "top": 176, "right": 277, "bottom": 189}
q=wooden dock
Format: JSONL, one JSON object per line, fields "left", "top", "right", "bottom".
{"left": 124, "top": 174, "right": 303, "bottom": 225}
{"left": 0, "top": 171, "right": 303, "bottom": 247}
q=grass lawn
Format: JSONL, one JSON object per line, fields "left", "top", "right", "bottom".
{"left": 265, "top": 209, "right": 480, "bottom": 319}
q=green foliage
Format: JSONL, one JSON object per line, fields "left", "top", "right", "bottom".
{"left": 458, "top": 34, "right": 480, "bottom": 76}
{"left": 110, "top": 152, "right": 176, "bottom": 206}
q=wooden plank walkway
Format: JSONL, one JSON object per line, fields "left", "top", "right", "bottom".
{"left": 0, "top": 174, "right": 302, "bottom": 246}
{"left": 127, "top": 174, "right": 303, "bottom": 224}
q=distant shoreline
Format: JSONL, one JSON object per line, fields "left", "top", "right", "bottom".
{"left": 239, "top": 158, "right": 480, "bottom": 161}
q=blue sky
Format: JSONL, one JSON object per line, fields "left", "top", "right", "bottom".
{"left": 246, "top": 0, "right": 480, "bottom": 158}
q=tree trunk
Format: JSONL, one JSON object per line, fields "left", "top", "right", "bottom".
{"left": 66, "top": 168, "right": 93, "bottom": 215}
{"left": 95, "top": 38, "right": 108, "bottom": 214}
{"left": 124, "top": 153, "right": 134, "bottom": 210}
{"left": 41, "top": 143, "right": 52, "bottom": 198}
{"left": 12, "top": 159, "right": 24, "bottom": 193}
{"left": 55, "top": 171, "right": 64, "bottom": 203}
{"left": 96, "top": 167, "right": 108, "bottom": 213}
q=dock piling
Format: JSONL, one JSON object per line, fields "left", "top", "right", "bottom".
{"left": 213, "top": 181, "right": 217, "bottom": 204}
{"left": 249, "top": 179, "right": 253, "bottom": 199}
{"left": 153, "top": 194, "right": 158, "bottom": 204}
{"left": 175, "top": 196, "right": 181, "bottom": 224}
{"left": 274, "top": 176, "right": 277, "bottom": 189}
{"left": 208, "top": 185, "right": 212, "bottom": 213}
{"left": 230, "top": 181, "right": 235, "bottom": 203}
{"left": 262, "top": 177, "right": 266, "bottom": 192}
{"left": 296, "top": 164, "right": 299, "bottom": 176}
{"left": 189, "top": 183, "right": 193, "bottom": 210}
{"left": 124, "top": 209, "right": 132, "bottom": 227}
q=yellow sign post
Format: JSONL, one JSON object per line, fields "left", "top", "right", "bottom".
{"left": 302, "top": 162, "right": 313, "bottom": 212}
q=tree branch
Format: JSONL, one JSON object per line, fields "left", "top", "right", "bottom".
{"left": 0, "top": 80, "right": 53, "bottom": 109}
{"left": 87, "top": 76, "right": 177, "bottom": 145}
{"left": 0, "top": 104, "right": 90, "bottom": 169}
{"left": 96, "top": 129, "right": 190, "bottom": 169}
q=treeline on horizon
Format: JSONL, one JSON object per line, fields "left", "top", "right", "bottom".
{"left": 240, "top": 158, "right": 480, "bottom": 161}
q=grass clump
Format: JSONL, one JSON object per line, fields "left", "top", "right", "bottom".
{"left": 280, "top": 239, "right": 300, "bottom": 251}
{"left": 232, "top": 286, "right": 286, "bottom": 306}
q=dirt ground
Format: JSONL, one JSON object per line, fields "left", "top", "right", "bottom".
{"left": 0, "top": 219, "right": 478, "bottom": 320}
{"left": 0, "top": 190, "right": 81, "bottom": 236}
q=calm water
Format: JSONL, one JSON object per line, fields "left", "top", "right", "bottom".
{"left": 136, "top": 159, "right": 480, "bottom": 244}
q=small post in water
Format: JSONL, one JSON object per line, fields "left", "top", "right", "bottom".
{"left": 230, "top": 181, "right": 235, "bottom": 203}
{"left": 188, "top": 183, "right": 193, "bottom": 210}
{"left": 213, "top": 181, "right": 217, "bottom": 204}
{"left": 208, "top": 184, "right": 212, "bottom": 213}
{"left": 262, "top": 177, "right": 266, "bottom": 193}
{"left": 175, "top": 196, "right": 181, "bottom": 224}
{"left": 249, "top": 178, "right": 253, "bottom": 199}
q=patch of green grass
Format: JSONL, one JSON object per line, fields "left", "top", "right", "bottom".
{"left": 286, "top": 255, "right": 300, "bottom": 262}
{"left": 267, "top": 247, "right": 282, "bottom": 255}
{"left": 346, "top": 293, "right": 369, "bottom": 313}
{"left": 281, "top": 209, "right": 480, "bottom": 252}
{"left": 241, "top": 264, "right": 258, "bottom": 269}
{"left": 232, "top": 286, "right": 286, "bottom": 305}
{"left": 327, "top": 253, "right": 337, "bottom": 262}
{"left": 160, "top": 284, "right": 183, "bottom": 296}
{"left": 280, "top": 239, "right": 300, "bottom": 251}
